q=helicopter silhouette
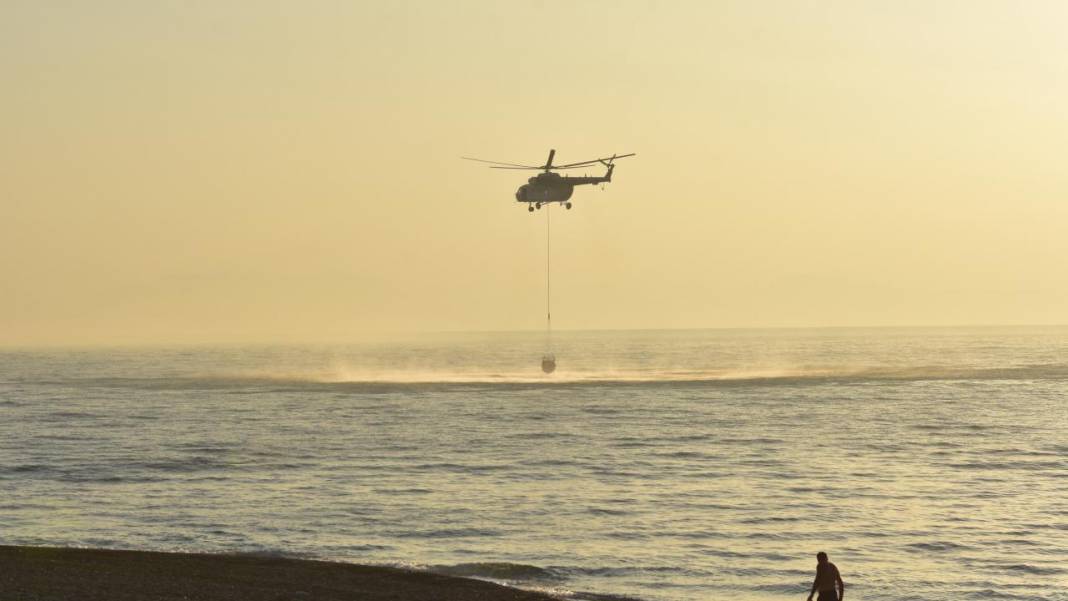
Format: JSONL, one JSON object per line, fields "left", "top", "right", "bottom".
{"left": 463, "top": 149, "right": 636, "bottom": 212}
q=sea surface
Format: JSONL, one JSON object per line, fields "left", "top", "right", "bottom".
{"left": 2, "top": 327, "right": 1066, "bottom": 601}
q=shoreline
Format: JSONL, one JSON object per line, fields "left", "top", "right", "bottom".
{"left": 0, "top": 545, "right": 562, "bottom": 601}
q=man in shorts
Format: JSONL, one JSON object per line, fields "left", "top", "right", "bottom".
{"left": 806, "top": 551, "right": 844, "bottom": 601}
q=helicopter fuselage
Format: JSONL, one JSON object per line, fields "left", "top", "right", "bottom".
{"left": 515, "top": 171, "right": 610, "bottom": 205}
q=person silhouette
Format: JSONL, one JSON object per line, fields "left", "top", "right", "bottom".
{"left": 806, "top": 551, "right": 844, "bottom": 601}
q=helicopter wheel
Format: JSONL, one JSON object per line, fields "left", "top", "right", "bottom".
{"left": 528, "top": 205, "right": 534, "bottom": 212}
{"left": 565, "top": 202, "right": 572, "bottom": 210}
{"left": 535, "top": 203, "right": 541, "bottom": 210}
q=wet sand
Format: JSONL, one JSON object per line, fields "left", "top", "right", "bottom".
{"left": 0, "top": 546, "right": 559, "bottom": 601}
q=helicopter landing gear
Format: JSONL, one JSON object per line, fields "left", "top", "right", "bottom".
{"left": 565, "top": 202, "right": 572, "bottom": 210}
{"left": 528, "top": 205, "right": 534, "bottom": 212}
{"left": 535, "top": 203, "right": 542, "bottom": 210}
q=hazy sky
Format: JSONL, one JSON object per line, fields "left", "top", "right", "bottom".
{"left": 3, "top": 1, "right": 1067, "bottom": 345}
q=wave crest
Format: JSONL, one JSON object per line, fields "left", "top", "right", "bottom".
{"left": 430, "top": 562, "right": 561, "bottom": 581}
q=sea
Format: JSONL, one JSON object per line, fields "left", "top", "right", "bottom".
{"left": 2, "top": 327, "right": 1066, "bottom": 601}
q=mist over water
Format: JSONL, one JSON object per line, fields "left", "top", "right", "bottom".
{"left": 2, "top": 327, "right": 1066, "bottom": 601}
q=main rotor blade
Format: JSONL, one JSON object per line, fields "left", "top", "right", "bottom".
{"left": 552, "top": 152, "right": 636, "bottom": 169}
{"left": 461, "top": 156, "right": 543, "bottom": 169}
{"left": 547, "top": 160, "right": 601, "bottom": 169}
{"left": 489, "top": 165, "right": 592, "bottom": 170}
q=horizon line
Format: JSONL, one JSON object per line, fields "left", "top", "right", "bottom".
{"left": 3, "top": 322, "right": 1067, "bottom": 351}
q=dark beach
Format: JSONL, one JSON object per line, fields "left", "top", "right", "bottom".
{"left": 0, "top": 546, "right": 559, "bottom": 601}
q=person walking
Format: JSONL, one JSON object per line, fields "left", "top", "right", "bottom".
{"left": 806, "top": 551, "right": 844, "bottom": 601}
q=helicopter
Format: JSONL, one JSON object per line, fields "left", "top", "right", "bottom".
{"left": 463, "top": 149, "right": 636, "bottom": 212}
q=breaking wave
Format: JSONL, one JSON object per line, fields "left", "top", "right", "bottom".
{"left": 430, "top": 562, "right": 561, "bottom": 582}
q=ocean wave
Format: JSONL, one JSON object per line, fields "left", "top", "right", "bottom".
{"left": 5, "top": 464, "right": 51, "bottom": 474}
{"left": 906, "top": 541, "right": 973, "bottom": 552}
{"left": 138, "top": 456, "right": 234, "bottom": 473}
{"left": 563, "top": 565, "right": 695, "bottom": 578}
{"left": 372, "top": 487, "right": 434, "bottom": 495}
{"left": 571, "top": 593, "right": 646, "bottom": 601}
{"left": 966, "top": 587, "right": 1055, "bottom": 600}
{"left": 431, "top": 562, "right": 561, "bottom": 581}
{"left": 391, "top": 527, "right": 502, "bottom": 539}
{"left": 39, "top": 410, "right": 100, "bottom": 421}
{"left": 586, "top": 506, "right": 632, "bottom": 516}
{"left": 998, "top": 564, "right": 1066, "bottom": 576}
{"left": 946, "top": 460, "right": 1067, "bottom": 471}
{"left": 737, "top": 515, "right": 804, "bottom": 525}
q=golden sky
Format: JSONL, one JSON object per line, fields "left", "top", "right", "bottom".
{"left": 3, "top": 1, "right": 1067, "bottom": 345}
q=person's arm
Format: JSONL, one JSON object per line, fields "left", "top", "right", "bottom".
{"left": 807, "top": 573, "right": 818, "bottom": 601}
{"left": 835, "top": 565, "right": 844, "bottom": 600}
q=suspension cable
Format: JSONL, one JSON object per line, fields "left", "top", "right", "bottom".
{"left": 546, "top": 204, "right": 552, "bottom": 350}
